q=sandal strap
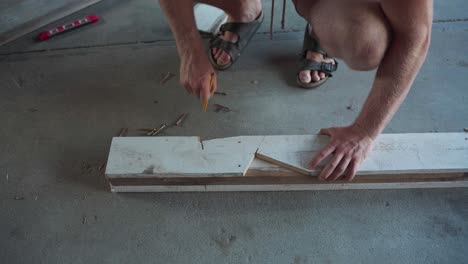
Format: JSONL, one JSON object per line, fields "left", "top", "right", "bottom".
{"left": 209, "top": 12, "right": 264, "bottom": 64}
{"left": 300, "top": 59, "right": 338, "bottom": 75}
{"left": 298, "top": 23, "right": 338, "bottom": 76}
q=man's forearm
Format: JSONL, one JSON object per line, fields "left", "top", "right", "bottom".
{"left": 159, "top": 0, "right": 202, "bottom": 56}
{"left": 354, "top": 31, "right": 431, "bottom": 139}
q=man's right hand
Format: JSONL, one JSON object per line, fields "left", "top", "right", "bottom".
{"left": 159, "top": 0, "right": 217, "bottom": 101}
{"left": 179, "top": 44, "right": 217, "bottom": 102}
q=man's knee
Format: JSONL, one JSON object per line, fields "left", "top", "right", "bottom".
{"left": 345, "top": 40, "right": 387, "bottom": 71}
{"left": 343, "top": 15, "right": 391, "bottom": 71}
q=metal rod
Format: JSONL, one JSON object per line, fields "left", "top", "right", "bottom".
{"left": 281, "top": 0, "right": 286, "bottom": 30}
{"left": 270, "top": 0, "right": 275, "bottom": 40}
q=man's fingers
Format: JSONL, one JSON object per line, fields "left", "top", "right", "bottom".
{"left": 319, "top": 152, "right": 344, "bottom": 180}
{"left": 319, "top": 128, "right": 332, "bottom": 136}
{"left": 328, "top": 155, "right": 352, "bottom": 181}
{"left": 198, "top": 73, "right": 216, "bottom": 101}
{"left": 200, "top": 83, "right": 211, "bottom": 101}
{"left": 309, "top": 143, "right": 336, "bottom": 169}
{"left": 211, "top": 74, "right": 217, "bottom": 96}
{"left": 344, "top": 159, "right": 359, "bottom": 181}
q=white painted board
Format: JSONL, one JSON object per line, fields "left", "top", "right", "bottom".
{"left": 106, "top": 136, "right": 263, "bottom": 178}
{"left": 256, "top": 133, "right": 468, "bottom": 175}
{"left": 106, "top": 133, "right": 468, "bottom": 179}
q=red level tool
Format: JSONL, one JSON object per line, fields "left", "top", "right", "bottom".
{"left": 37, "top": 14, "right": 99, "bottom": 41}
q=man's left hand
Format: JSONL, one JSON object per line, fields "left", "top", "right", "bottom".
{"left": 308, "top": 124, "right": 375, "bottom": 181}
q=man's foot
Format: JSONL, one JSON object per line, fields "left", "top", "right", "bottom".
{"left": 296, "top": 24, "right": 338, "bottom": 89}
{"left": 298, "top": 50, "right": 336, "bottom": 85}
{"left": 211, "top": 2, "right": 262, "bottom": 67}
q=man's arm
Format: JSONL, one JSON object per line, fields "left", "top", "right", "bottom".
{"left": 159, "top": 0, "right": 216, "bottom": 100}
{"left": 159, "top": 0, "right": 199, "bottom": 58}
{"left": 309, "top": 0, "right": 433, "bottom": 181}
{"left": 354, "top": 0, "right": 432, "bottom": 138}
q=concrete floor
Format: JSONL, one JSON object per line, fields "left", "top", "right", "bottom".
{"left": 1, "top": 1, "right": 467, "bottom": 263}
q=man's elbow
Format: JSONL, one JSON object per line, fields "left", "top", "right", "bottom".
{"left": 396, "top": 23, "right": 431, "bottom": 59}
{"left": 412, "top": 23, "right": 431, "bottom": 54}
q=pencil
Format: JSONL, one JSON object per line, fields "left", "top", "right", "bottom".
{"left": 203, "top": 72, "right": 215, "bottom": 112}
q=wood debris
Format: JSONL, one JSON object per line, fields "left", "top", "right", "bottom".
{"left": 118, "top": 127, "right": 128, "bottom": 137}
{"left": 146, "top": 124, "right": 167, "bottom": 136}
{"left": 175, "top": 113, "right": 188, "bottom": 126}
{"left": 251, "top": 80, "right": 259, "bottom": 85}
{"left": 5, "top": 173, "right": 8, "bottom": 182}
{"left": 138, "top": 128, "right": 153, "bottom": 131}
{"left": 214, "top": 91, "right": 228, "bottom": 96}
{"left": 214, "top": 104, "right": 231, "bottom": 113}
{"left": 160, "top": 72, "right": 175, "bottom": 85}
{"left": 14, "top": 195, "right": 24, "bottom": 200}
{"left": 82, "top": 215, "right": 88, "bottom": 224}
{"left": 98, "top": 163, "right": 106, "bottom": 172}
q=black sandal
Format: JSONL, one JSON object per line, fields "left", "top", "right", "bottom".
{"left": 297, "top": 24, "right": 338, "bottom": 89}
{"left": 208, "top": 12, "right": 264, "bottom": 70}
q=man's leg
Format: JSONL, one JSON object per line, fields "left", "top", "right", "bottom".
{"left": 197, "top": 0, "right": 262, "bottom": 66}
{"left": 294, "top": 0, "right": 391, "bottom": 83}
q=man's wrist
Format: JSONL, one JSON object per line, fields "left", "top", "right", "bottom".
{"left": 352, "top": 120, "right": 380, "bottom": 141}
{"left": 176, "top": 31, "right": 204, "bottom": 56}
{"left": 175, "top": 29, "right": 201, "bottom": 47}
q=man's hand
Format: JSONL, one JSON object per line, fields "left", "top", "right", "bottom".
{"left": 308, "top": 124, "right": 374, "bottom": 181}
{"left": 179, "top": 44, "right": 217, "bottom": 102}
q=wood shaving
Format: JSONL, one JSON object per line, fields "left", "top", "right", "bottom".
{"left": 160, "top": 72, "right": 175, "bottom": 85}
{"left": 214, "top": 104, "right": 231, "bottom": 113}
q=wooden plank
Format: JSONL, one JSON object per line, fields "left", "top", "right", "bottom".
{"left": 105, "top": 133, "right": 468, "bottom": 192}
{"left": 106, "top": 136, "right": 263, "bottom": 178}
{"left": 110, "top": 180, "right": 468, "bottom": 192}
{"left": 256, "top": 133, "right": 468, "bottom": 175}
{"left": 0, "top": 0, "right": 103, "bottom": 47}
{"left": 108, "top": 172, "right": 466, "bottom": 186}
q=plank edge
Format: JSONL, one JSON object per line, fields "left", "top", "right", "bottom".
{"left": 110, "top": 180, "right": 468, "bottom": 192}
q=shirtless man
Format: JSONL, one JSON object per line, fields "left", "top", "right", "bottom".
{"left": 159, "top": 0, "right": 432, "bottom": 181}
